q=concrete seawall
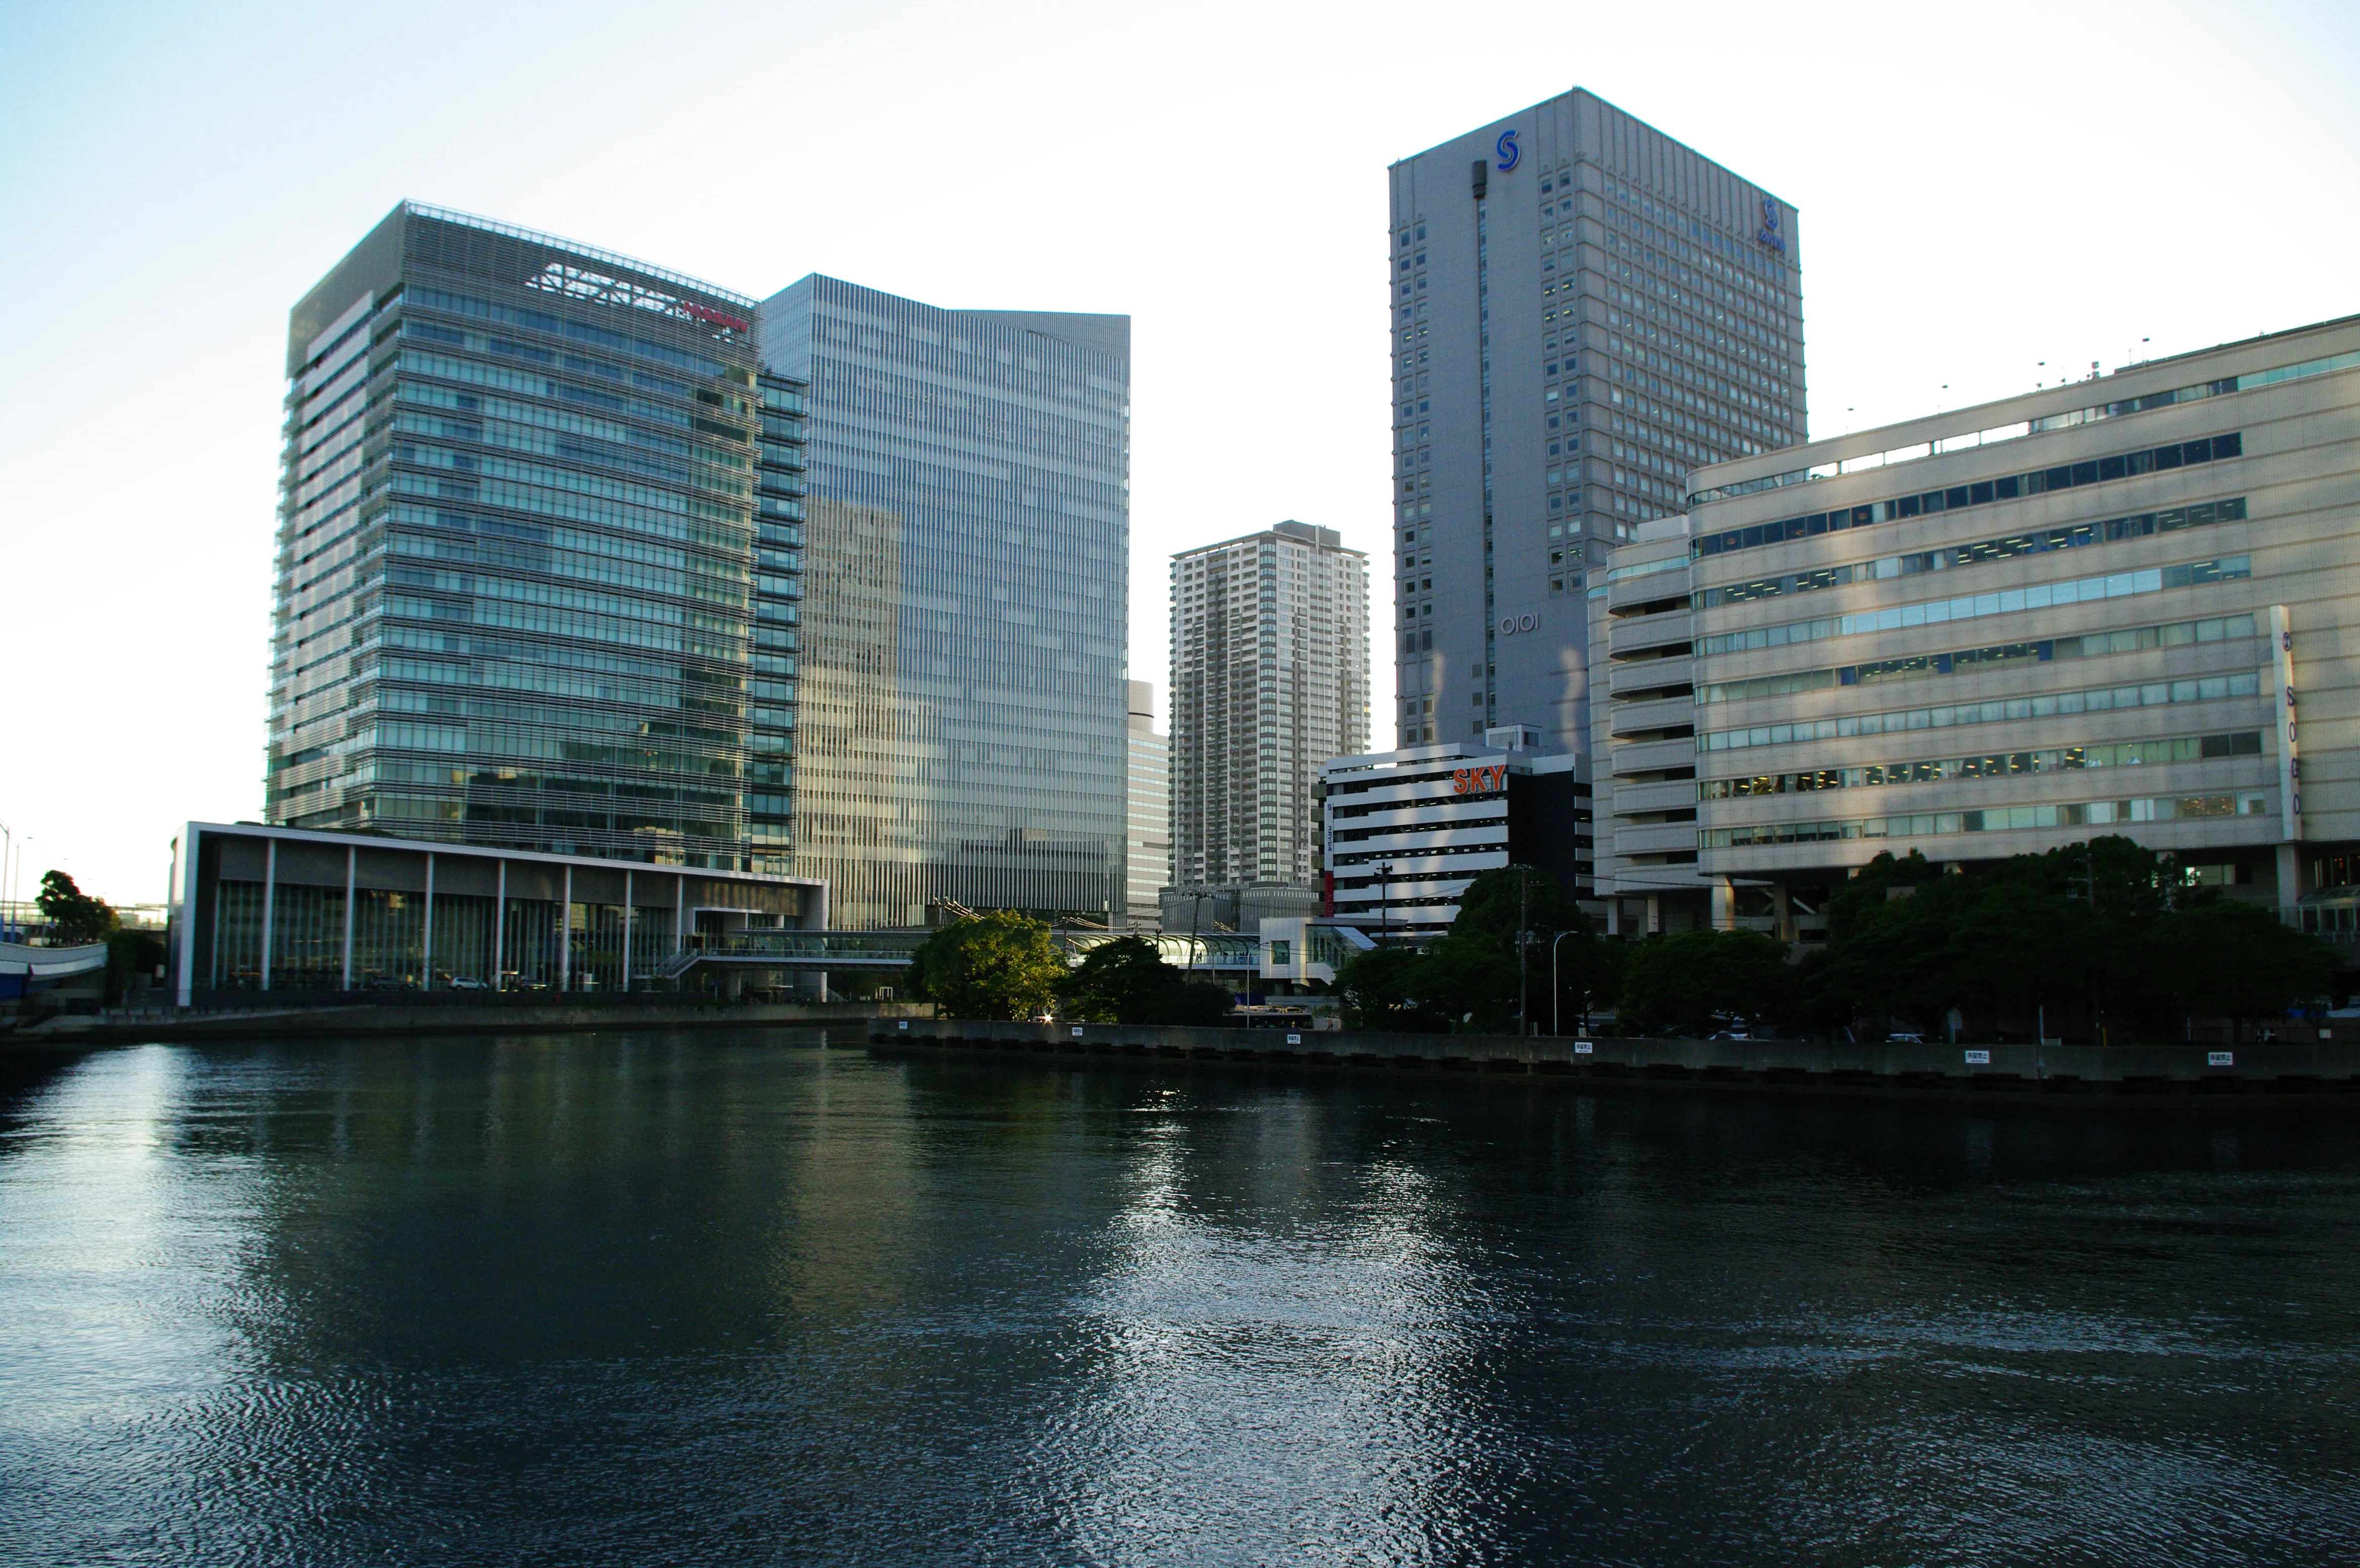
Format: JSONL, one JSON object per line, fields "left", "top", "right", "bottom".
{"left": 872, "top": 1018, "right": 2360, "bottom": 1102}
{"left": 5, "top": 1000, "right": 935, "bottom": 1050}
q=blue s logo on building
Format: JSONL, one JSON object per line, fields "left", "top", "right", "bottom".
{"left": 1756, "top": 197, "right": 1787, "bottom": 253}
{"left": 1496, "top": 130, "right": 1519, "bottom": 172}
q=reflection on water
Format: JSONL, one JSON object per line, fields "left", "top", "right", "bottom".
{"left": 1, "top": 1034, "right": 2357, "bottom": 1565}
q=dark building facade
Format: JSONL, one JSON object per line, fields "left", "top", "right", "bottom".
{"left": 1388, "top": 89, "right": 1808, "bottom": 756}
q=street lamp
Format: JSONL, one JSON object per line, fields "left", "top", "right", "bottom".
{"left": 1515, "top": 865, "right": 1533, "bottom": 1037}
{"left": 1551, "top": 928, "right": 1583, "bottom": 1037}
{"left": 1378, "top": 862, "right": 1394, "bottom": 947}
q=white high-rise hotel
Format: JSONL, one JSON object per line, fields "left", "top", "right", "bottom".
{"left": 1170, "top": 523, "right": 1368, "bottom": 888}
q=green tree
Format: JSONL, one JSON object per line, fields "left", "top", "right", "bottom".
{"left": 1417, "top": 866, "right": 1588, "bottom": 1032}
{"left": 907, "top": 912, "right": 1066, "bottom": 1021}
{"left": 105, "top": 930, "right": 164, "bottom": 1006}
{"left": 1332, "top": 945, "right": 1448, "bottom": 1032}
{"left": 1156, "top": 979, "right": 1238, "bottom": 1026}
{"left": 35, "top": 870, "right": 118, "bottom": 946}
{"left": 1617, "top": 928, "right": 1793, "bottom": 1037}
{"left": 1811, "top": 837, "right": 2320, "bottom": 1043}
{"left": 2141, "top": 899, "right": 2336, "bottom": 1041}
{"left": 1824, "top": 857, "right": 2105, "bottom": 1035}
{"left": 1060, "top": 936, "right": 1188, "bottom": 1023}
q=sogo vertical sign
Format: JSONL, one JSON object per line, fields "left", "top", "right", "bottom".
{"left": 2273, "top": 604, "right": 2300, "bottom": 839}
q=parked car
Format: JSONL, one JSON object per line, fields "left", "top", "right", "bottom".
{"left": 448, "top": 976, "right": 488, "bottom": 991}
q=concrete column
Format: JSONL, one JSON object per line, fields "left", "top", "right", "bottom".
{"left": 175, "top": 827, "right": 202, "bottom": 1007}
{"left": 341, "top": 847, "right": 355, "bottom": 991}
{"left": 1645, "top": 893, "right": 1661, "bottom": 935}
{"left": 493, "top": 860, "right": 506, "bottom": 990}
{"left": 1774, "top": 879, "right": 1792, "bottom": 943}
{"left": 421, "top": 853, "right": 435, "bottom": 990}
{"left": 622, "top": 870, "right": 634, "bottom": 992}
{"left": 2278, "top": 842, "right": 2301, "bottom": 923}
{"left": 1710, "top": 878, "right": 1735, "bottom": 932}
{"left": 675, "top": 874, "right": 686, "bottom": 954}
{"left": 260, "top": 839, "right": 276, "bottom": 992}
{"left": 560, "top": 865, "right": 572, "bottom": 992}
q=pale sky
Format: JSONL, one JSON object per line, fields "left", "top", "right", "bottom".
{"left": 5, "top": 0, "right": 2357, "bottom": 905}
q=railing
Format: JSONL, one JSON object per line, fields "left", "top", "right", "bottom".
{"left": 681, "top": 928, "right": 1268, "bottom": 971}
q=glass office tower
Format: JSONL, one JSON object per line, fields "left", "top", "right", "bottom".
{"left": 1388, "top": 89, "right": 1808, "bottom": 753}
{"left": 269, "top": 203, "right": 795, "bottom": 870}
{"left": 757, "top": 276, "right": 1130, "bottom": 927}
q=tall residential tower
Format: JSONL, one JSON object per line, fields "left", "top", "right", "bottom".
{"left": 757, "top": 277, "right": 1130, "bottom": 927}
{"left": 1170, "top": 522, "right": 1369, "bottom": 889}
{"left": 1389, "top": 89, "right": 1806, "bottom": 754}
{"left": 268, "top": 204, "right": 799, "bottom": 871}
{"left": 1125, "top": 680, "right": 1171, "bottom": 926}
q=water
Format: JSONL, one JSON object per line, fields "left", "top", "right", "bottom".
{"left": 2, "top": 1033, "right": 2357, "bottom": 1566}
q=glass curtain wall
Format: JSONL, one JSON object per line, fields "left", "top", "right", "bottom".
{"left": 193, "top": 847, "right": 785, "bottom": 994}
{"left": 352, "top": 891, "right": 425, "bottom": 987}
{"left": 757, "top": 277, "right": 1129, "bottom": 926}
{"left": 502, "top": 899, "right": 566, "bottom": 990}
{"left": 428, "top": 894, "right": 497, "bottom": 986}
{"left": 747, "top": 374, "right": 807, "bottom": 876}
{"left": 211, "top": 883, "right": 265, "bottom": 989}
{"left": 266, "top": 204, "right": 766, "bottom": 871}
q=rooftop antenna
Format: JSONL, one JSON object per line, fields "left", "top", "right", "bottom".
{"left": 2036, "top": 359, "right": 2046, "bottom": 388}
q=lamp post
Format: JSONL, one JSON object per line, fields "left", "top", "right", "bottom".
{"left": 13, "top": 835, "right": 32, "bottom": 944}
{"left": 1519, "top": 867, "right": 1531, "bottom": 1037}
{"left": 1378, "top": 862, "right": 1394, "bottom": 947}
{"left": 0, "top": 820, "right": 13, "bottom": 943}
{"left": 1552, "top": 928, "right": 1582, "bottom": 1037}
{"left": 1189, "top": 889, "right": 1210, "bottom": 976}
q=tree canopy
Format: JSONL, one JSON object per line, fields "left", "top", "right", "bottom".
{"left": 1329, "top": 838, "right": 2337, "bottom": 1043}
{"left": 907, "top": 912, "right": 1066, "bottom": 1021}
{"left": 1617, "top": 928, "right": 1793, "bottom": 1037}
{"left": 1808, "top": 837, "right": 2336, "bottom": 1041}
{"left": 1335, "top": 866, "right": 1609, "bottom": 1033}
{"left": 36, "top": 870, "right": 118, "bottom": 947}
{"left": 1057, "top": 935, "right": 1235, "bottom": 1025}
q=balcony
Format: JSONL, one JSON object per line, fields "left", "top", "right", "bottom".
{"left": 1610, "top": 778, "right": 1699, "bottom": 817}
{"left": 1608, "top": 654, "right": 1693, "bottom": 700}
{"left": 1615, "top": 821, "right": 1702, "bottom": 858}
{"left": 1610, "top": 694, "right": 1699, "bottom": 740}
{"left": 1611, "top": 736, "right": 1701, "bottom": 777}
{"left": 1608, "top": 570, "right": 1693, "bottom": 615}
{"left": 1608, "top": 613, "right": 1693, "bottom": 660}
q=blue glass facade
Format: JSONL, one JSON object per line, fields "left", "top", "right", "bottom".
{"left": 270, "top": 205, "right": 791, "bottom": 871}
{"left": 757, "top": 276, "right": 1130, "bottom": 927}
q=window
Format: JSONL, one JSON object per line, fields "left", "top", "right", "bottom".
{"left": 1693, "top": 434, "right": 2247, "bottom": 561}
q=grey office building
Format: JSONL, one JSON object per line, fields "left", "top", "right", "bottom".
{"left": 757, "top": 277, "right": 1130, "bottom": 927}
{"left": 1389, "top": 89, "right": 1807, "bottom": 755}
{"left": 268, "top": 203, "right": 800, "bottom": 872}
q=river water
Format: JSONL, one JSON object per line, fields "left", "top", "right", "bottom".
{"left": 2, "top": 1031, "right": 2356, "bottom": 1566}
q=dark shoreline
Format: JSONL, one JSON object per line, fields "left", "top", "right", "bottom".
{"left": 0, "top": 999, "right": 926, "bottom": 1052}
{"left": 875, "top": 1017, "right": 2360, "bottom": 1108}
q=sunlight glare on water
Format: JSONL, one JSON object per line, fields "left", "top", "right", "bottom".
{"left": 1, "top": 1032, "right": 2356, "bottom": 1566}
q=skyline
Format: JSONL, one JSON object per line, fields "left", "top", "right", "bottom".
{"left": 7, "top": 0, "right": 2360, "bottom": 902}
